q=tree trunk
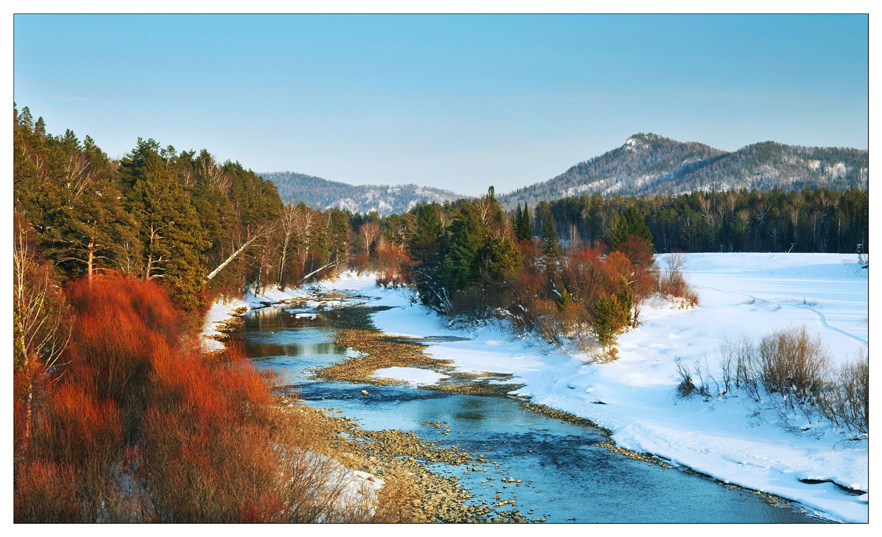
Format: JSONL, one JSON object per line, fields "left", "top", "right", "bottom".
{"left": 205, "top": 235, "right": 259, "bottom": 282}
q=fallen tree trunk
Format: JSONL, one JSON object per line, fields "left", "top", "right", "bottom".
{"left": 205, "top": 236, "right": 259, "bottom": 282}
{"left": 300, "top": 262, "right": 336, "bottom": 283}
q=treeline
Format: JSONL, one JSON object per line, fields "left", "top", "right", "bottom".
{"left": 13, "top": 105, "right": 359, "bottom": 318}
{"left": 533, "top": 188, "right": 869, "bottom": 254}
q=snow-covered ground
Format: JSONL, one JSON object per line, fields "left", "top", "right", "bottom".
{"left": 373, "top": 366, "right": 450, "bottom": 385}
{"left": 309, "top": 254, "right": 869, "bottom": 523}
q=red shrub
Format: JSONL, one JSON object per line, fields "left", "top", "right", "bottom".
{"left": 14, "top": 460, "right": 81, "bottom": 522}
{"left": 34, "top": 380, "right": 122, "bottom": 468}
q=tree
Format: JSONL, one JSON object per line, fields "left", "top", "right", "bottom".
{"left": 481, "top": 235, "right": 521, "bottom": 284}
{"left": 541, "top": 210, "right": 560, "bottom": 257}
{"left": 414, "top": 203, "right": 443, "bottom": 243}
{"left": 515, "top": 203, "right": 533, "bottom": 242}
{"left": 43, "top": 173, "right": 138, "bottom": 285}
{"left": 121, "top": 139, "right": 210, "bottom": 311}
{"left": 277, "top": 203, "right": 302, "bottom": 289}
{"left": 327, "top": 208, "right": 351, "bottom": 266}
{"left": 13, "top": 211, "right": 71, "bottom": 448}
{"left": 608, "top": 207, "right": 653, "bottom": 252}
{"left": 592, "top": 294, "right": 622, "bottom": 351}
{"left": 444, "top": 204, "right": 485, "bottom": 293}
{"left": 357, "top": 220, "right": 381, "bottom": 254}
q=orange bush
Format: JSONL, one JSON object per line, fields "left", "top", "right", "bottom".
{"left": 14, "top": 460, "right": 81, "bottom": 522}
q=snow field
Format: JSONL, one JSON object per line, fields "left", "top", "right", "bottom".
{"left": 314, "top": 254, "right": 869, "bottom": 522}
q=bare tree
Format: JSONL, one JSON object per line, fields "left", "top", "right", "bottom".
{"left": 198, "top": 153, "right": 232, "bottom": 195}
{"left": 276, "top": 203, "right": 302, "bottom": 289}
{"left": 13, "top": 212, "right": 71, "bottom": 447}
{"left": 294, "top": 208, "right": 315, "bottom": 267}
{"left": 62, "top": 152, "right": 91, "bottom": 205}
{"left": 357, "top": 221, "right": 380, "bottom": 254}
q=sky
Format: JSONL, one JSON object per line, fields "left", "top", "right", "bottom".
{"left": 13, "top": 13, "right": 869, "bottom": 197}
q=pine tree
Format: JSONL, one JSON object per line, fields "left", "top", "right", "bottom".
{"left": 44, "top": 174, "right": 138, "bottom": 284}
{"left": 18, "top": 106, "right": 33, "bottom": 130}
{"left": 592, "top": 294, "right": 621, "bottom": 351}
{"left": 481, "top": 235, "right": 521, "bottom": 284}
{"left": 541, "top": 210, "right": 560, "bottom": 257}
{"left": 519, "top": 203, "right": 532, "bottom": 242}
{"left": 608, "top": 207, "right": 653, "bottom": 251}
{"left": 121, "top": 140, "right": 210, "bottom": 311}
{"left": 327, "top": 208, "right": 351, "bottom": 266}
{"left": 414, "top": 203, "right": 443, "bottom": 243}
{"left": 444, "top": 204, "right": 485, "bottom": 293}
{"left": 514, "top": 204, "right": 523, "bottom": 235}
{"left": 615, "top": 275, "right": 633, "bottom": 327}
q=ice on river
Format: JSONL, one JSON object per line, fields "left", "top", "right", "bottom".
{"left": 310, "top": 253, "right": 868, "bottom": 523}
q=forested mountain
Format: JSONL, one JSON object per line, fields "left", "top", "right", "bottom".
{"left": 498, "top": 133, "right": 868, "bottom": 210}
{"left": 261, "top": 171, "right": 464, "bottom": 216}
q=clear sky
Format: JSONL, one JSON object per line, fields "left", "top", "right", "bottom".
{"left": 13, "top": 13, "right": 868, "bottom": 197}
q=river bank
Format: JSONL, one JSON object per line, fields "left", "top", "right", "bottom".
{"left": 201, "top": 253, "right": 868, "bottom": 522}
{"left": 200, "top": 285, "right": 533, "bottom": 522}
{"left": 302, "top": 255, "right": 867, "bottom": 523}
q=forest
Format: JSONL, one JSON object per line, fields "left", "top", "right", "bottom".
{"left": 533, "top": 187, "right": 869, "bottom": 255}
{"left": 12, "top": 105, "right": 869, "bottom": 521}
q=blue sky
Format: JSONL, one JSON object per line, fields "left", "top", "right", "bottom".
{"left": 14, "top": 14, "right": 868, "bottom": 196}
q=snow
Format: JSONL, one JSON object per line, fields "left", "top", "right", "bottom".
{"left": 373, "top": 367, "right": 449, "bottom": 385}
{"left": 311, "top": 254, "right": 869, "bottom": 523}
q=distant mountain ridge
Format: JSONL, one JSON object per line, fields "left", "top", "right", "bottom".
{"left": 497, "top": 133, "right": 868, "bottom": 210}
{"left": 260, "top": 171, "right": 464, "bottom": 215}
{"left": 262, "top": 134, "right": 868, "bottom": 215}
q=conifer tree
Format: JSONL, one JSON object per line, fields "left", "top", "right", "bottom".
{"left": 121, "top": 139, "right": 210, "bottom": 311}
{"left": 444, "top": 204, "right": 485, "bottom": 293}
{"left": 541, "top": 210, "right": 560, "bottom": 257}
{"left": 327, "top": 208, "right": 351, "bottom": 266}
{"left": 519, "top": 203, "right": 532, "bottom": 242}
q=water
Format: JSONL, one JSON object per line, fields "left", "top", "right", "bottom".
{"left": 238, "top": 299, "right": 822, "bottom": 523}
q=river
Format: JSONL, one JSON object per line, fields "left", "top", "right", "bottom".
{"left": 237, "top": 292, "right": 821, "bottom": 523}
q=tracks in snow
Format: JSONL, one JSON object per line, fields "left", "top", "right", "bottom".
{"left": 693, "top": 284, "right": 867, "bottom": 346}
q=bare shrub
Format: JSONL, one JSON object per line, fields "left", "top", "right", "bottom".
{"left": 675, "top": 357, "right": 696, "bottom": 398}
{"left": 816, "top": 348, "right": 869, "bottom": 433}
{"left": 658, "top": 252, "right": 698, "bottom": 307}
{"left": 757, "top": 325, "right": 829, "bottom": 406}
{"left": 685, "top": 327, "right": 863, "bottom": 433}
{"left": 721, "top": 334, "right": 762, "bottom": 401}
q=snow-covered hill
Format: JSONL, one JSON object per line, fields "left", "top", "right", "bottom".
{"left": 260, "top": 171, "right": 463, "bottom": 215}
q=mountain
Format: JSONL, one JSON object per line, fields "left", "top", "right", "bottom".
{"left": 497, "top": 133, "right": 868, "bottom": 210}
{"left": 260, "top": 171, "right": 464, "bottom": 215}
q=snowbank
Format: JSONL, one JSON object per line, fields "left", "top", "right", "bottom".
{"left": 314, "top": 255, "right": 869, "bottom": 522}
{"left": 373, "top": 367, "right": 450, "bottom": 385}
